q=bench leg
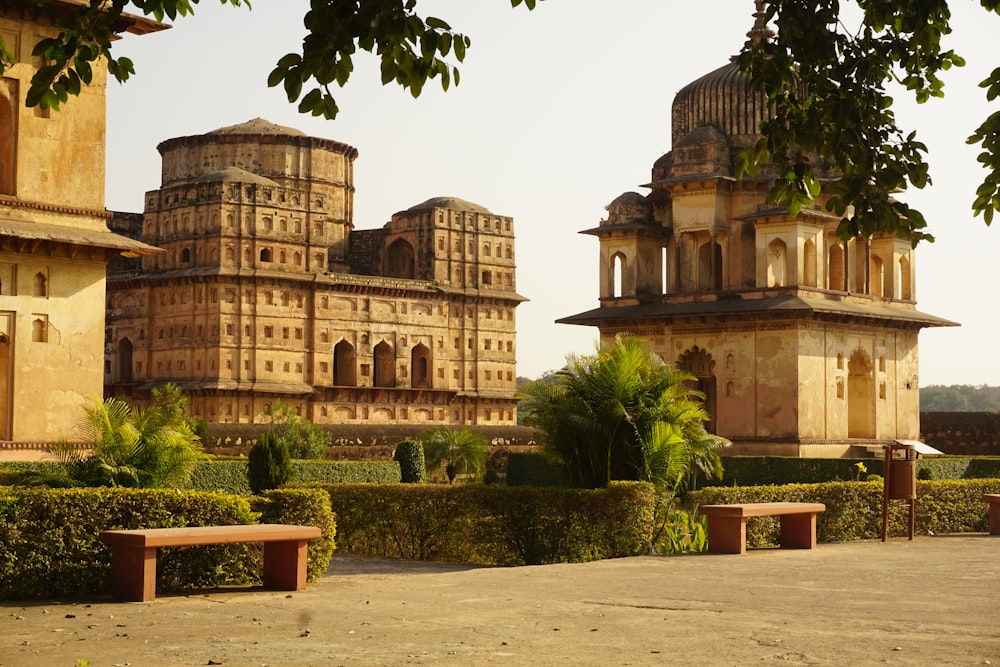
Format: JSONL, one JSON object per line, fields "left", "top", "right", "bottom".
{"left": 779, "top": 513, "right": 818, "bottom": 549}
{"left": 110, "top": 546, "right": 157, "bottom": 602}
{"left": 262, "top": 539, "right": 310, "bottom": 591}
{"left": 707, "top": 516, "right": 746, "bottom": 554}
{"left": 990, "top": 504, "right": 1000, "bottom": 536}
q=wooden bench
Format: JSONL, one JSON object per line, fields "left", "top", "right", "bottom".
{"left": 984, "top": 494, "right": 1000, "bottom": 535}
{"left": 98, "top": 524, "right": 322, "bottom": 602}
{"left": 698, "top": 502, "right": 826, "bottom": 554}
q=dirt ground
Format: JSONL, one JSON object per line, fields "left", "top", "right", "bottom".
{"left": 2, "top": 535, "right": 998, "bottom": 666}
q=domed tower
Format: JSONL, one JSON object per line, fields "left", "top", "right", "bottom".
{"left": 560, "top": 4, "right": 954, "bottom": 457}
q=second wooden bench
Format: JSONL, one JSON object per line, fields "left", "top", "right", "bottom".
{"left": 698, "top": 502, "right": 826, "bottom": 554}
{"left": 98, "top": 524, "right": 322, "bottom": 602}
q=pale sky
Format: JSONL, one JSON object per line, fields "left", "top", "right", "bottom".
{"left": 104, "top": 0, "right": 1000, "bottom": 385}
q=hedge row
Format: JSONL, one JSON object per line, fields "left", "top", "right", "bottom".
{"left": 689, "top": 478, "right": 1000, "bottom": 546}
{"left": 0, "top": 459, "right": 401, "bottom": 494}
{"left": 711, "top": 456, "right": 1000, "bottom": 487}
{"left": 316, "top": 481, "right": 656, "bottom": 565}
{"left": 0, "top": 487, "right": 336, "bottom": 600}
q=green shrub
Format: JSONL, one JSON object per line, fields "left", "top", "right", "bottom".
{"left": 187, "top": 459, "right": 401, "bottom": 494}
{"left": 0, "top": 486, "right": 338, "bottom": 600}
{"left": 263, "top": 400, "right": 329, "bottom": 459}
{"left": 248, "top": 430, "right": 292, "bottom": 494}
{"left": 253, "top": 487, "right": 337, "bottom": 581}
{"left": 690, "top": 478, "right": 1000, "bottom": 547}
{"left": 712, "top": 456, "right": 1000, "bottom": 487}
{"left": 319, "top": 481, "right": 655, "bottom": 565}
{"left": 393, "top": 440, "right": 426, "bottom": 483}
{"left": 505, "top": 452, "right": 568, "bottom": 487}
{"left": 0, "top": 487, "right": 259, "bottom": 599}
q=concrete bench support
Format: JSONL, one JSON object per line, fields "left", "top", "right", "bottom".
{"left": 99, "top": 524, "right": 322, "bottom": 602}
{"left": 984, "top": 494, "right": 1000, "bottom": 536}
{"left": 699, "top": 502, "right": 826, "bottom": 555}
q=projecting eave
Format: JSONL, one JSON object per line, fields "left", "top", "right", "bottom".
{"left": 556, "top": 294, "right": 958, "bottom": 329}
{"left": 0, "top": 217, "right": 162, "bottom": 255}
{"left": 579, "top": 221, "right": 669, "bottom": 237}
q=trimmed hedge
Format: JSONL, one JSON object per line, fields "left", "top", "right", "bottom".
{"left": 711, "top": 456, "right": 1000, "bottom": 487}
{"left": 505, "top": 452, "right": 568, "bottom": 487}
{"left": 187, "top": 459, "right": 401, "bottom": 494}
{"left": 0, "top": 460, "right": 401, "bottom": 495}
{"left": 690, "top": 478, "right": 1000, "bottom": 547}
{"left": 0, "top": 486, "right": 336, "bottom": 600}
{"left": 318, "top": 481, "right": 655, "bottom": 565}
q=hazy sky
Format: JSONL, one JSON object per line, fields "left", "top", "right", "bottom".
{"left": 104, "top": 0, "right": 1000, "bottom": 385}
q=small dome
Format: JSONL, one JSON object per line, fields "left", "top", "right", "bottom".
{"left": 193, "top": 166, "right": 279, "bottom": 187}
{"left": 208, "top": 118, "right": 307, "bottom": 137}
{"left": 604, "top": 192, "right": 653, "bottom": 226}
{"left": 406, "top": 196, "right": 492, "bottom": 214}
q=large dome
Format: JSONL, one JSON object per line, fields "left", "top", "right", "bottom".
{"left": 670, "top": 61, "right": 770, "bottom": 153}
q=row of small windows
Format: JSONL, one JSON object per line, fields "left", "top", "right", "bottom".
{"left": 437, "top": 238, "right": 514, "bottom": 259}
{"left": 0, "top": 269, "right": 47, "bottom": 298}
{"left": 147, "top": 213, "right": 321, "bottom": 237}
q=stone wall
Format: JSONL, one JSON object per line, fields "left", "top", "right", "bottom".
{"left": 204, "top": 423, "right": 540, "bottom": 459}
{"left": 920, "top": 412, "right": 1000, "bottom": 456}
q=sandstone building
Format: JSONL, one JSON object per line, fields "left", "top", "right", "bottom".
{"left": 0, "top": 3, "right": 160, "bottom": 445}
{"left": 558, "top": 9, "right": 954, "bottom": 457}
{"left": 105, "top": 119, "right": 523, "bottom": 426}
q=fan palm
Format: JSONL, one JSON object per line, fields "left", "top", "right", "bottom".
{"left": 421, "top": 427, "right": 488, "bottom": 484}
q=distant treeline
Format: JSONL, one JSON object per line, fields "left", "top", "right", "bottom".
{"left": 521, "top": 376, "right": 1000, "bottom": 414}
{"left": 920, "top": 385, "right": 1000, "bottom": 412}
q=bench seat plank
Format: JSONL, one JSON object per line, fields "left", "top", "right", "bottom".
{"left": 98, "top": 524, "right": 322, "bottom": 602}
{"left": 698, "top": 502, "right": 826, "bottom": 554}
{"left": 99, "top": 524, "right": 321, "bottom": 548}
{"left": 699, "top": 502, "right": 826, "bottom": 518}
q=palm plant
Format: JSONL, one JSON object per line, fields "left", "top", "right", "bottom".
{"left": 74, "top": 396, "right": 206, "bottom": 488}
{"left": 519, "top": 334, "right": 729, "bottom": 491}
{"left": 420, "top": 427, "right": 488, "bottom": 484}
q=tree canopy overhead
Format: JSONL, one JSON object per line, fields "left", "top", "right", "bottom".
{"left": 3, "top": 0, "right": 998, "bottom": 242}
{"left": 736, "top": 0, "right": 1000, "bottom": 244}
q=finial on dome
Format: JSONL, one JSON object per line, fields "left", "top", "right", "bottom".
{"left": 747, "top": 0, "right": 775, "bottom": 44}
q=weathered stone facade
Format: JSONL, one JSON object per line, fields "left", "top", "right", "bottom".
{"left": 559, "top": 11, "right": 955, "bottom": 457}
{"left": 0, "top": 4, "right": 159, "bottom": 443}
{"left": 105, "top": 119, "right": 523, "bottom": 426}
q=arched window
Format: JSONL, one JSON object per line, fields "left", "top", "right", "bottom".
{"left": 803, "top": 238, "right": 817, "bottom": 287}
{"left": 373, "top": 341, "right": 395, "bottom": 387}
{"left": 848, "top": 348, "right": 875, "bottom": 438}
{"left": 828, "top": 243, "right": 845, "bottom": 291}
{"left": 33, "top": 272, "right": 47, "bottom": 297}
{"left": 611, "top": 252, "right": 626, "bottom": 298}
{"left": 411, "top": 343, "right": 431, "bottom": 389}
{"left": 767, "top": 238, "right": 788, "bottom": 287}
{"left": 31, "top": 318, "right": 47, "bottom": 343}
{"left": 698, "top": 241, "right": 722, "bottom": 291}
{"left": 260, "top": 248, "right": 273, "bottom": 262}
{"left": 870, "top": 255, "right": 884, "bottom": 297}
{"left": 181, "top": 247, "right": 192, "bottom": 263}
{"left": 898, "top": 256, "right": 912, "bottom": 300}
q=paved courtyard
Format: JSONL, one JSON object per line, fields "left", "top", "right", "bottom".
{"left": 2, "top": 535, "right": 998, "bottom": 666}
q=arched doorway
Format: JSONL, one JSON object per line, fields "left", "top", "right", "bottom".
{"left": 333, "top": 340, "right": 356, "bottom": 386}
{"left": 117, "top": 338, "right": 133, "bottom": 383}
{"left": 384, "top": 239, "right": 415, "bottom": 278}
{"left": 847, "top": 348, "right": 875, "bottom": 438}
{"left": 373, "top": 341, "right": 395, "bottom": 387}
{"left": 677, "top": 345, "right": 717, "bottom": 433}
